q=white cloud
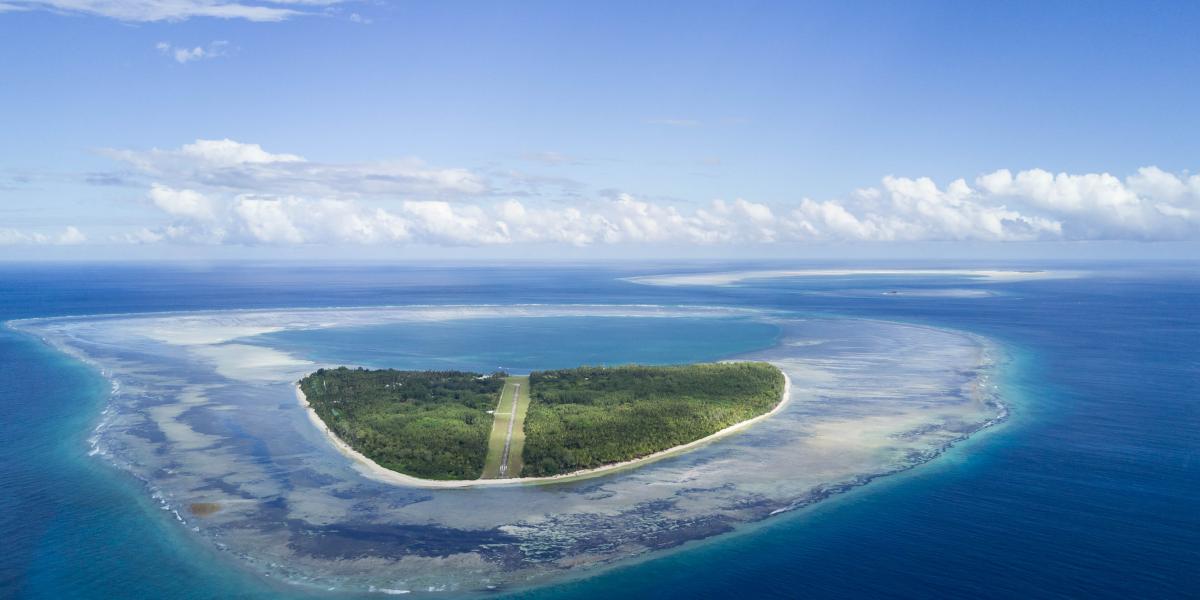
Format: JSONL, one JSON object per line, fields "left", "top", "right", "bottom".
{"left": 57, "top": 225, "right": 87, "bottom": 245}
{"left": 92, "top": 139, "right": 1200, "bottom": 247}
{"left": 122, "top": 227, "right": 166, "bottom": 244}
{"left": 402, "top": 201, "right": 510, "bottom": 245}
{"left": 974, "top": 167, "right": 1199, "bottom": 239}
{"left": 7, "top": 0, "right": 342, "bottom": 22}
{"left": 0, "top": 226, "right": 86, "bottom": 245}
{"left": 103, "top": 138, "right": 486, "bottom": 197}
{"left": 233, "top": 197, "right": 305, "bottom": 244}
{"left": 177, "top": 138, "right": 303, "bottom": 166}
{"left": 157, "top": 40, "right": 231, "bottom": 64}
{"left": 112, "top": 138, "right": 303, "bottom": 171}
{"left": 149, "top": 184, "right": 216, "bottom": 220}
{"left": 1127, "top": 166, "right": 1200, "bottom": 202}
{"left": 843, "top": 175, "right": 1064, "bottom": 241}
{"left": 121, "top": 168, "right": 1199, "bottom": 247}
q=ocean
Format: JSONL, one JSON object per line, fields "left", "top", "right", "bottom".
{"left": 0, "top": 262, "right": 1196, "bottom": 599}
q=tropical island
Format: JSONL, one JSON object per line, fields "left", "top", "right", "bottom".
{"left": 297, "top": 362, "right": 787, "bottom": 482}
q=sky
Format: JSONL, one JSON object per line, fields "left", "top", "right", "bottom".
{"left": 1, "top": 0, "right": 1199, "bottom": 260}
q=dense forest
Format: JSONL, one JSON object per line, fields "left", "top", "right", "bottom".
{"left": 298, "top": 367, "right": 505, "bottom": 480}
{"left": 522, "top": 362, "right": 784, "bottom": 477}
{"left": 301, "top": 363, "right": 784, "bottom": 481}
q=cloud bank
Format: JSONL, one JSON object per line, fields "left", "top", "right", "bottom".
{"left": 98, "top": 139, "right": 1200, "bottom": 247}
{"left": 103, "top": 139, "right": 486, "bottom": 198}
{"left": 0, "top": 226, "right": 86, "bottom": 246}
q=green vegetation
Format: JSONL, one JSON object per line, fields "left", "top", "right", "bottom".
{"left": 522, "top": 362, "right": 784, "bottom": 477}
{"left": 298, "top": 367, "right": 505, "bottom": 480}
{"left": 300, "top": 362, "right": 784, "bottom": 481}
{"left": 481, "top": 376, "right": 531, "bottom": 479}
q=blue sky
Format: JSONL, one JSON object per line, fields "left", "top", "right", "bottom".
{"left": 2, "top": 1, "right": 1199, "bottom": 259}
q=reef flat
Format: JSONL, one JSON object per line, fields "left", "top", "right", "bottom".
{"left": 10, "top": 305, "right": 1005, "bottom": 595}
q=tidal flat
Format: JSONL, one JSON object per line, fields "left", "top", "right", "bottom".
{"left": 10, "top": 305, "right": 1006, "bottom": 595}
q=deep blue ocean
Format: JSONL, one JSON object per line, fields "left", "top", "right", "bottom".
{"left": 0, "top": 262, "right": 1196, "bottom": 599}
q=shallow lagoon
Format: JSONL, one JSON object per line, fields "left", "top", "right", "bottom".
{"left": 14, "top": 304, "right": 1003, "bottom": 595}
{"left": 252, "top": 315, "right": 782, "bottom": 373}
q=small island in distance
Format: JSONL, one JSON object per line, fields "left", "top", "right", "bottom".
{"left": 298, "top": 362, "right": 787, "bottom": 482}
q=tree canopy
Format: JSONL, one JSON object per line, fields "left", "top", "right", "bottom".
{"left": 522, "top": 362, "right": 784, "bottom": 477}
{"left": 299, "top": 367, "right": 505, "bottom": 480}
{"left": 299, "top": 362, "right": 784, "bottom": 481}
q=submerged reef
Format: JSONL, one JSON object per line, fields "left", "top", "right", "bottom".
{"left": 11, "top": 305, "right": 1005, "bottom": 595}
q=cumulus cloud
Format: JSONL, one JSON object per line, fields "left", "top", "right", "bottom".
{"left": 92, "top": 139, "right": 1200, "bottom": 247}
{"left": 149, "top": 183, "right": 216, "bottom": 220}
{"left": 839, "top": 175, "right": 1064, "bottom": 241}
{"left": 0, "top": 226, "right": 86, "bottom": 246}
{"left": 232, "top": 197, "right": 304, "bottom": 244}
{"left": 156, "top": 40, "right": 231, "bottom": 64}
{"left": 5, "top": 0, "right": 342, "bottom": 22}
{"left": 136, "top": 170, "right": 1200, "bottom": 247}
{"left": 113, "top": 187, "right": 1054, "bottom": 248}
{"left": 975, "top": 167, "right": 1199, "bottom": 239}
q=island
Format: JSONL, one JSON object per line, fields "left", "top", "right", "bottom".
{"left": 297, "top": 362, "right": 787, "bottom": 482}
{"left": 18, "top": 304, "right": 1004, "bottom": 592}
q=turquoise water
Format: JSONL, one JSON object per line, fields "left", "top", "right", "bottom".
{"left": 24, "top": 304, "right": 979, "bottom": 594}
{"left": 251, "top": 316, "right": 781, "bottom": 372}
{"left": 1, "top": 263, "right": 1196, "bottom": 598}
{"left": 0, "top": 326, "right": 296, "bottom": 599}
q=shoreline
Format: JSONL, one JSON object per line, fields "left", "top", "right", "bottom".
{"left": 18, "top": 303, "right": 1010, "bottom": 594}
{"left": 296, "top": 369, "right": 793, "bottom": 489}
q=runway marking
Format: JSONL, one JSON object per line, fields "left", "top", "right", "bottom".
{"left": 498, "top": 383, "right": 520, "bottom": 477}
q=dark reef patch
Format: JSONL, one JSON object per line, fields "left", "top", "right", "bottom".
{"left": 286, "top": 521, "right": 521, "bottom": 561}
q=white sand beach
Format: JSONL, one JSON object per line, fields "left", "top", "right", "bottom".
{"left": 296, "top": 370, "right": 793, "bottom": 489}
